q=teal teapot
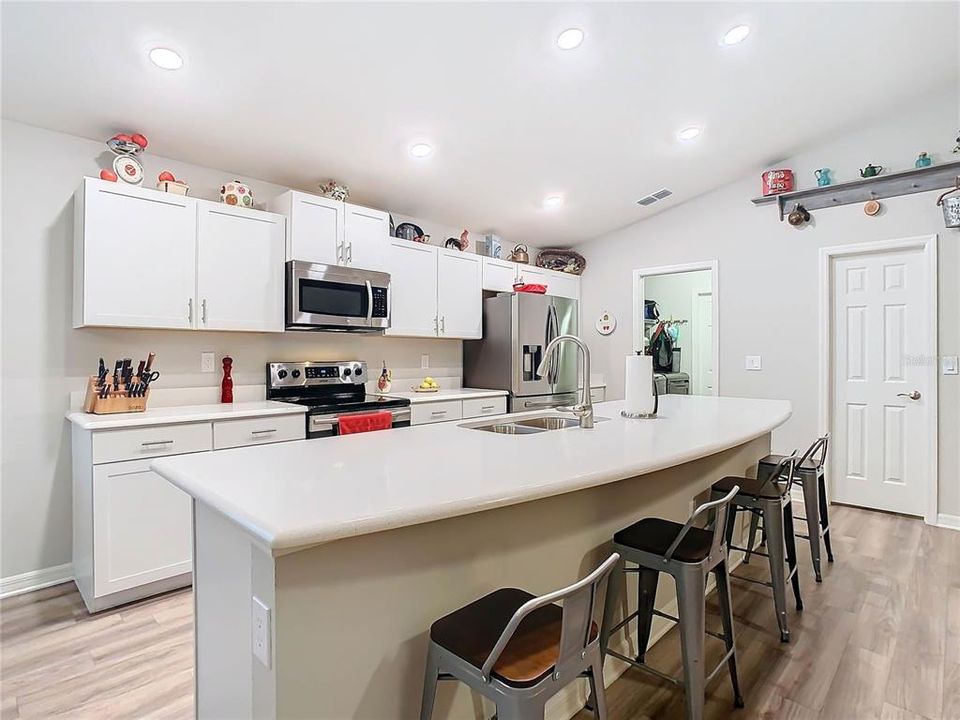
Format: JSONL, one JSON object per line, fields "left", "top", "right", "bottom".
{"left": 859, "top": 164, "right": 883, "bottom": 178}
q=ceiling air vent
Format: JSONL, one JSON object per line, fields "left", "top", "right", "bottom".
{"left": 636, "top": 188, "right": 673, "bottom": 206}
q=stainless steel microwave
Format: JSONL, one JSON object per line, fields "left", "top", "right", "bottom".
{"left": 285, "top": 261, "right": 390, "bottom": 332}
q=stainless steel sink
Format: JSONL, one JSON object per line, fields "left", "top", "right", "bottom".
{"left": 463, "top": 414, "right": 607, "bottom": 434}
{"left": 512, "top": 416, "right": 581, "bottom": 430}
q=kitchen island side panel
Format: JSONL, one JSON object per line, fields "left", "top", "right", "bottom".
{"left": 194, "top": 502, "right": 276, "bottom": 720}
{"left": 271, "top": 435, "right": 769, "bottom": 720}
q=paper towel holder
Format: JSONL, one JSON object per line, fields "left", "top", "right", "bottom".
{"left": 621, "top": 357, "right": 659, "bottom": 419}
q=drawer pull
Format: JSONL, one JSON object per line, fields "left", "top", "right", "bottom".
{"left": 251, "top": 429, "right": 278, "bottom": 435}
{"left": 481, "top": 405, "right": 496, "bottom": 411}
{"left": 430, "top": 411, "right": 447, "bottom": 416}
{"left": 141, "top": 440, "right": 174, "bottom": 447}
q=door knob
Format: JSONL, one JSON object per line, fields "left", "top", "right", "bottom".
{"left": 897, "top": 390, "right": 921, "bottom": 400}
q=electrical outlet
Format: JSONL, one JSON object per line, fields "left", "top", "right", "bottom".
{"left": 421, "top": 354, "right": 429, "bottom": 369}
{"left": 201, "top": 352, "right": 215, "bottom": 373}
{"left": 745, "top": 355, "right": 762, "bottom": 371}
{"left": 944, "top": 356, "right": 959, "bottom": 375}
{"left": 251, "top": 597, "right": 271, "bottom": 668}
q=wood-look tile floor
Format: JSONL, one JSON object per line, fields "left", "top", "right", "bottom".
{"left": 1, "top": 504, "right": 958, "bottom": 719}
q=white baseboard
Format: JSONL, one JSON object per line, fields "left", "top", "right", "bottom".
{"left": 936, "top": 513, "right": 960, "bottom": 531}
{"left": 0, "top": 563, "right": 74, "bottom": 599}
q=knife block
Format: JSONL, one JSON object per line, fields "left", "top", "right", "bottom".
{"left": 82, "top": 375, "right": 151, "bottom": 414}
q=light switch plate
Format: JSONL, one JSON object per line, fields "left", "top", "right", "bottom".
{"left": 745, "top": 355, "right": 762, "bottom": 371}
{"left": 201, "top": 352, "right": 216, "bottom": 373}
{"left": 943, "top": 356, "right": 959, "bottom": 375}
{"left": 421, "top": 354, "right": 429, "bottom": 369}
{"left": 252, "top": 597, "right": 272, "bottom": 668}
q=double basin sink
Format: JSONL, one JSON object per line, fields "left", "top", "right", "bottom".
{"left": 463, "top": 414, "right": 605, "bottom": 435}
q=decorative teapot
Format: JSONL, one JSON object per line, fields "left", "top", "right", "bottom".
{"left": 814, "top": 168, "right": 831, "bottom": 187}
{"left": 859, "top": 164, "right": 883, "bottom": 178}
{"left": 509, "top": 244, "right": 530, "bottom": 264}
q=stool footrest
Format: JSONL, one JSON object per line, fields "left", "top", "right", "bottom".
{"left": 730, "top": 544, "right": 770, "bottom": 558}
{"left": 705, "top": 647, "right": 736, "bottom": 685}
{"left": 605, "top": 650, "right": 683, "bottom": 687}
{"left": 649, "top": 608, "right": 725, "bottom": 641}
{"left": 729, "top": 572, "right": 773, "bottom": 588}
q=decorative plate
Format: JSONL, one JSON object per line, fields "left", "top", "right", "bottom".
{"left": 113, "top": 154, "right": 144, "bottom": 185}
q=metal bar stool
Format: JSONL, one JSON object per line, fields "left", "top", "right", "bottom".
{"left": 747, "top": 435, "right": 832, "bottom": 581}
{"left": 595, "top": 486, "right": 744, "bottom": 720}
{"left": 711, "top": 454, "right": 802, "bottom": 643}
{"left": 420, "top": 553, "right": 619, "bottom": 720}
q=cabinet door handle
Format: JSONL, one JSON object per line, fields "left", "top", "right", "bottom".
{"left": 201, "top": 299, "right": 207, "bottom": 324}
{"left": 434, "top": 316, "right": 438, "bottom": 334}
{"left": 440, "top": 316, "right": 445, "bottom": 334}
{"left": 187, "top": 298, "right": 193, "bottom": 322}
{"left": 347, "top": 243, "right": 353, "bottom": 263}
{"left": 251, "top": 429, "right": 277, "bottom": 435}
{"left": 142, "top": 440, "right": 174, "bottom": 447}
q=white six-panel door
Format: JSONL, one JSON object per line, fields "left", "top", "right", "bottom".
{"left": 831, "top": 247, "right": 931, "bottom": 516}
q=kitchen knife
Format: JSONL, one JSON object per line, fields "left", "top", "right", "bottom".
{"left": 136, "top": 360, "right": 145, "bottom": 381}
{"left": 143, "top": 352, "right": 155, "bottom": 378}
{"left": 121, "top": 359, "right": 132, "bottom": 393}
{"left": 97, "top": 357, "right": 107, "bottom": 386}
{"left": 113, "top": 360, "right": 122, "bottom": 391}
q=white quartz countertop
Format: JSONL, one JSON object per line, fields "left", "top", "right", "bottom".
{"left": 385, "top": 387, "right": 509, "bottom": 404}
{"left": 67, "top": 400, "right": 306, "bottom": 430}
{"left": 153, "top": 395, "right": 790, "bottom": 553}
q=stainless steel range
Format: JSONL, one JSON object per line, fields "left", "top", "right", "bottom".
{"left": 266, "top": 361, "right": 410, "bottom": 438}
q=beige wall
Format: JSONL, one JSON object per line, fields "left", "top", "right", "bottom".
{"left": 576, "top": 88, "right": 960, "bottom": 517}
{"left": 0, "top": 120, "right": 462, "bottom": 580}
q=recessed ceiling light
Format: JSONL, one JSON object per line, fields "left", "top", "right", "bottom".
{"left": 148, "top": 47, "right": 183, "bottom": 70}
{"left": 677, "top": 126, "right": 702, "bottom": 141}
{"left": 721, "top": 24, "right": 751, "bottom": 46}
{"left": 409, "top": 143, "right": 433, "bottom": 159}
{"left": 556, "top": 28, "right": 584, "bottom": 50}
{"left": 543, "top": 195, "right": 564, "bottom": 208}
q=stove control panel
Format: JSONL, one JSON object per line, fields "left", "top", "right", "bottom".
{"left": 267, "top": 361, "right": 366, "bottom": 388}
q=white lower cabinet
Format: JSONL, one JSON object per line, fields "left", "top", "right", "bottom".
{"left": 92, "top": 459, "right": 193, "bottom": 598}
{"left": 72, "top": 412, "right": 304, "bottom": 612}
{"left": 411, "top": 396, "right": 507, "bottom": 425}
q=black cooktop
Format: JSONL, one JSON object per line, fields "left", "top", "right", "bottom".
{"left": 284, "top": 394, "right": 410, "bottom": 416}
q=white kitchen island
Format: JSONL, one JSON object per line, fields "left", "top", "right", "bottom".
{"left": 152, "top": 395, "right": 791, "bottom": 720}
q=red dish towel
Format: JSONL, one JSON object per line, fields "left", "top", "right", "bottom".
{"left": 513, "top": 283, "right": 548, "bottom": 294}
{"left": 338, "top": 411, "right": 394, "bottom": 435}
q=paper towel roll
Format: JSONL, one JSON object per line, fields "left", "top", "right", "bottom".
{"left": 624, "top": 354, "right": 656, "bottom": 415}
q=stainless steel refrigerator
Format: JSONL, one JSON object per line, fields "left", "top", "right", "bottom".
{"left": 463, "top": 293, "right": 579, "bottom": 412}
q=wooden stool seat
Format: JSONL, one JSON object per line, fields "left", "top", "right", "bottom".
{"left": 430, "top": 588, "right": 598, "bottom": 688}
{"left": 614, "top": 518, "right": 714, "bottom": 563}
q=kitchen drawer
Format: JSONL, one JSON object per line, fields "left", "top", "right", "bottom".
{"left": 92, "top": 422, "right": 212, "bottom": 465}
{"left": 411, "top": 400, "right": 463, "bottom": 426}
{"left": 213, "top": 414, "right": 305, "bottom": 450}
{"left": 462, "top": 396, "right": 507, "bottom": 419}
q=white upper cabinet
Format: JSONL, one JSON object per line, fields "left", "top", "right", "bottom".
{"left": 385, "top": 240, "right": 439, "bottom": 337}
{"left": 481, "top": 258, "right": 519, "bottom": 292}
{"left": 343, "top": 203, "right": 390, "bottom": 272}
{"left": 75, "top": 178, "right": 285, "bottom": 333}
{"left": 437, "top": 250, "right": 482, "bottom": 338}
{"left": 543, "top": 269, "right": 580, "bottom": 300}
{"left": 269, "top": 190, "right": 343, "bottom": 265}
{"left": 74, "top": 178, "right": 197, "bottom": 329}
{"left": 196, "top": 201, "right": 286, "bottom": 332}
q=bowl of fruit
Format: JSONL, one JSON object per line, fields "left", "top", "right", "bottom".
{"left": 413, "top": 377, "right": 440, "bottom": 393}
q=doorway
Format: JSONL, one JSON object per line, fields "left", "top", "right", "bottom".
{"left": 820, "top": 236, "right": 938, "bottom": 521}
{"left": 632, "top": 261, "right": 719, "bottom": 396}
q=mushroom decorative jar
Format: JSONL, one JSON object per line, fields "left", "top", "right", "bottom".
{"left": 220, "top": 180, "right": 253, "bottom": 208}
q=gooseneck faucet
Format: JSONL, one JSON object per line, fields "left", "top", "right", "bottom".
{"left": 536, "top": 334, "right": 594, "bottom": 429}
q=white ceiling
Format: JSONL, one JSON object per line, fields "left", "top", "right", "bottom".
{"left": 2, "top": 2, "right": 957, "bottom": 245}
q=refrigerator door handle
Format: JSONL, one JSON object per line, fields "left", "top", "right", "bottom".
{"left": 545, "top": 302, "right": 560, "bottom": 385}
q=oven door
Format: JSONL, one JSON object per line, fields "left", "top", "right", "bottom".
{"left": 287, "top": 261, "right": 391, "bottom": 332}
{"left": 308, "top": 408, "right": 411, "bottom": 438}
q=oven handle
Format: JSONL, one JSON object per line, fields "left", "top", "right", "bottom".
{"left": 365, "top": 280, "right": 373, "bottom": 324}
{"left": 310, "top": 407, "right": 411, "bottom": 432}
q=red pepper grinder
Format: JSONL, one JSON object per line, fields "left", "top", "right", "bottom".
{"left": 221, "top": 356, "right": 234, "bottom": 403}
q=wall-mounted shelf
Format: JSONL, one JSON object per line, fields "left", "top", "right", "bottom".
{"left": 751, "top": 161, "right": 960, "bottom": 220}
